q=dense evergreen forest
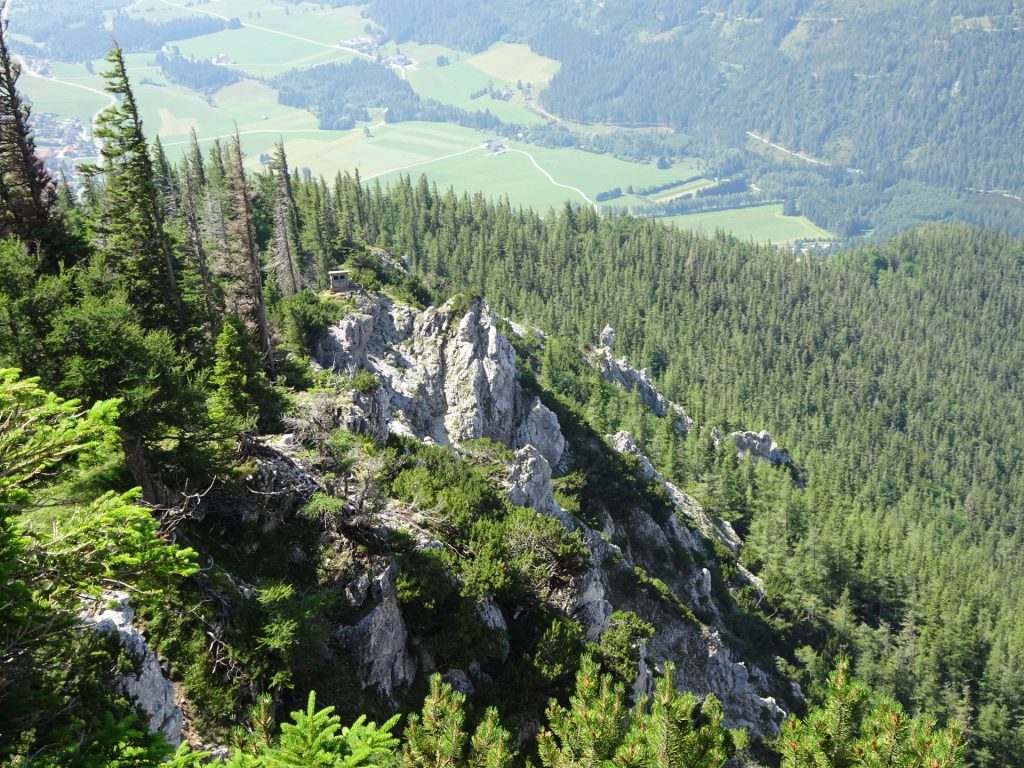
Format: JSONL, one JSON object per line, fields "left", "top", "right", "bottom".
{"left": 0, "top": 19, "right": 1017, "bottom": 768}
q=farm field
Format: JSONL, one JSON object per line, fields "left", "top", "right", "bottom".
{"left": 665, "top": 204, "right": 832, "bottom": 243}
{"left": 467, "top": 43, "right": 560, "bottom": 86}
{"left": 20, "top": 72, "right": 110, "bottom": 126}
{"left": 648, "top": 177, "right": 717, "bottom": 202}
{"left": 401, "top": 40, "right": 560, "bottom": 126}
{"left": 173, "top": 26, "right": 355, "bottom": 78}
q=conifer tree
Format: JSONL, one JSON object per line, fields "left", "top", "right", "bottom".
{"left": 0, "top": 5, "right": 57, "bottom": 256}
{"left": 264, "top": 691, "right": 344, "bottom": 768}
{"left": 179, "top": 165, "right": 217, "bottom": 321}
{"left": 402, "top": 675, "right": 468, "bottom": 768}
{"left": 780, "top": 659, "right": 967, "bottom": 768}
{"left": 469, "top": 708, "right": 515, "bottom": 768}
{"left": 208, "top": 315, "right": 260, "bottom": 432}
{"left": 537, "top": 655, "right": 629, "bottom": 768}
{"left": 152, "top": 135, "right": 178, "bottom": 220}
{"left": 619, "top": 664, "right": 744, "bottom": 768}
{"left": 187, "top": 127, "right": 206, "bottom": 189}
{"left": 269, "top": 141, "right": 305, "bottom": 296}
{"left": 227, "top": 129, "right": 273, "bottom": 366}
{"left": 89, "top": 46, "right": 181, "bottom": 323}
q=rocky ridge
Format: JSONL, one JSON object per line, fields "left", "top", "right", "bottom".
{"left": 315, "top": 294, "right": 565, "bottom": 467}
{"left": 306, "top": 290, "right": 790, "bottom": 735}
{"left": 587, "top": 325, "right": 694, "bottom": 432}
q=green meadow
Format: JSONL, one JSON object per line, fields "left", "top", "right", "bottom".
{"left": 15, "top": 0, "right": 832, "bottom": 243}
{"left": 665, "top": 204, "right": 832, "bottom": 243}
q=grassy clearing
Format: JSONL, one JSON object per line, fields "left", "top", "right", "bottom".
{"left": 665, "top": 204, "right": 832, "bottom": 243}
{"left": 173, "top": 25, "right": 350, "bottom": 77}
{"left": 404, "top": 55, "right": 546, "bottom": 126}
{"left": 21, "top": 75, "right": 109, "bottom": 125}
{"left": 647, "top": 177, "right": 717, "bottom": 202}
{"left": 514, "top": 144, "right": 702, "bottom": 199}
{"left": 467, "top": 43, "right": 560, "bottom": 86}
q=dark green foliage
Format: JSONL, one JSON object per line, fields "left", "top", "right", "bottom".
{"left": 277, "top": 290, "right": 347, "bottom": 356}
{"left": 594, "top": 611, "right": 655, "bottom": 687}
{"left": 274, "top": 60, "right": 417, "bottom": 131}
{"left": 209, "top": 315, "right": 285, "bottom": 434}
{"left": 88, "top": 46, "right": 182, "bottom": 325}
{"left": 156, "top": 50, "right": 243, "bottom": 94}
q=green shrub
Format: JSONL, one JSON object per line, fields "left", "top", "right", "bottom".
{"left": 278, "top": 290, "right": 346, "bottom": 355}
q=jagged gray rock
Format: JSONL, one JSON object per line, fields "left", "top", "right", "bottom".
{"left": 507, "top": 445, "right": 575, "bottom": 528}
{"left": 515, "top": 396, "right": 565, "bottom": 467}
{"left": 442, "top": 669, "right": 475, "bottom": 697}
{"left": 315, "top": 294, "right": 567, "bottom": 462}
{"left": 81, "top": 593, "right": 182, "bottom": 746}
{"left": 316, "top": 310, "right": 375, "bottom": 373}
{"left": 728, "top": 430, "right": 792, "bottom": 467}
{"left": 588, "top": 344, "right": 693, "bottom": 431}
{"left": 599, "top": 325, "right": 617, "bottom": 349}
{"left": 609, "top": 431, "right": 742, "bottom": 553}
{"left": 336, "top": 562, "right": 417, "bottom": 704}
{"left": 648, "top": 622, "right": 784, "bottom": 734}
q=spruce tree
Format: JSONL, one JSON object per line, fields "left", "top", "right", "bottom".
{"left": 179, "top": 165, "right": 218, "bottom": 322}
{"left": 0, "top": 5, "right": 57, "bottom": 257}
{"left": 89, "top": 46, "right": 182, "bottom": 324}
{"left": 269, "top": 141, "right": 305, "bottom": 296}
{"left": 226, "top": 129, "right": 273, "bottom": 367}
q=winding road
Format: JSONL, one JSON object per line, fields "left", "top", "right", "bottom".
{"left": 506, "top": 148, "right": 596, "bottom": 209}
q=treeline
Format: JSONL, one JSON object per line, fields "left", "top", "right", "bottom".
{"left": 111, "top": 14, "right": 235, "bottom": 51}
{"left": 9, "top": 0, "right": 232, "bottom": 60}
{"left": 272, "top": 59, "right": 510, "bottom": 133}
{"left": 274, "top": 59, "right": 411, "bottom": 129}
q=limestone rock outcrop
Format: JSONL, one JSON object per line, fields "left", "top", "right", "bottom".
{"left": 609, "top": 431, "right": 742, "bottom": 553}
{"left": 505, "top": 431, "right": 783, "bottom": 735}
{"left": 588, "top": 329, "right": 693, "bottom": 431}
{"left": 507, "top": 445, "right": 574, "bottom": 528}
{"left": 314, "top": 295, "right": 566, "bottom": 465}
{"left": 336, "top": 562, "right": 417, "bottom": 704}
{"left": 515, "top": 396, "right": 566, "bottom": 467}
{"left": 81, "top": 593, "right": 182, "bottom": 746}
{"left": 727, "top": 430, "right": 792, "bottom": 467}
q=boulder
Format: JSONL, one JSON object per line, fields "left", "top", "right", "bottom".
{"left": 507, "top": 445, "right": 574, "bottom": 529}
{"left": 81, "top": 593, "right": 182, "bottom": 746}
{"left": 515, "top": 397, "right": 565, "bottom": 467}
{"left": 336, "top": 563, "right": 417, "bottom": 704}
